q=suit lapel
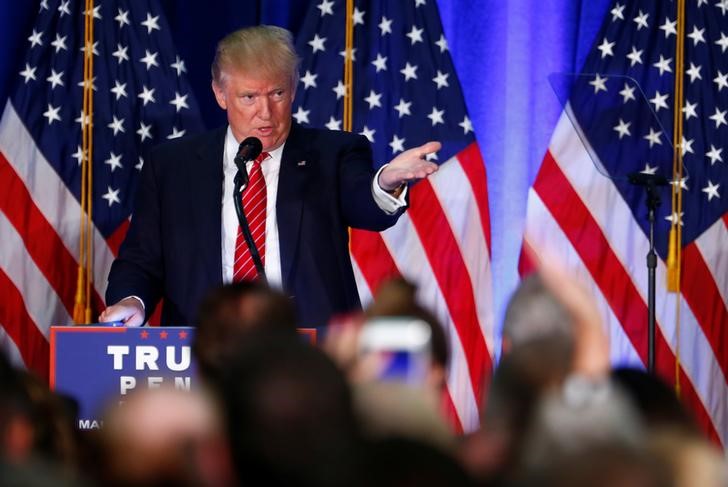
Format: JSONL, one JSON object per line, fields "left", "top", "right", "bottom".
{"left": 278, "top": 123, "right": 313, "bottom": 288}
{"left": 193, "top": 128, "right": 226, "bottom": 287}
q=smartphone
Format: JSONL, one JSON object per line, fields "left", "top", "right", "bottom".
{"left": 358, "top": 317, "right": 432, "bottom": 385}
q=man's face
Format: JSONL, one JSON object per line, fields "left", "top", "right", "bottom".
{"left": 212, "top": 69, "right": 294, "bottom": 152}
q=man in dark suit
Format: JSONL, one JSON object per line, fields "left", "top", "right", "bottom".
{"left": 100, "top": 25, "right": 439, "bottom": 327}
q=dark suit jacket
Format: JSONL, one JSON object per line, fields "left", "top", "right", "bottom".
{"left": 105, "top": 123, "right": 404, "bottom": 327}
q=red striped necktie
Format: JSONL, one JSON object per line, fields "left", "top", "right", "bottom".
{"left": 233, "top": 151, "right": 269, "bottom": 282}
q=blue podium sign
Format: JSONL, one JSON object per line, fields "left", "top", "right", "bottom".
{"left": 50, "top": 326, "right": 197, "bottom": 429}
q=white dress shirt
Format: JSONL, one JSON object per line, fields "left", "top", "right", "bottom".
{"left": 220, "top": 127, "right": 408, "bottom": 286}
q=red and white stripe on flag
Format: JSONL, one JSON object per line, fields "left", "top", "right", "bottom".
{"left": 351, "top": 142, "right": 495, "bottom": 433}
{"left": 521, "top": 112, "right": 728, "bottom": 447}
{"left": 0, "top": 102, "right": 118, "bottom": 378}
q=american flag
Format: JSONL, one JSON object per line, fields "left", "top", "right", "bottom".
{"left": 0, "top": 0, "right": 203, "bottom": 378}
{"left": 294, "top": 0, "right": 495, "bottom": 432}
{"left": 522, "top": 0, "right": 728, "bottom": 445}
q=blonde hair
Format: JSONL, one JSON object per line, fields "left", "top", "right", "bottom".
{"left": 211, "top": 25, "right": 300, "bottom": 88}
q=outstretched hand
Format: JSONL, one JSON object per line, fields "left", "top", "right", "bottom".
{"left": 378, "top": 141, "right": 441, "bottom": 191}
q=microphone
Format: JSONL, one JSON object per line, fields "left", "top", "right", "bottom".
{"left": 234, "top": 137, "right": 263, "bottom": 172}
{"left": 627, "top": 172, "right": 670, "bottom": 187}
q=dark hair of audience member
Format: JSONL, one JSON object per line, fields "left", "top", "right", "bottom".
{"left": 612, "top": 367, "right": 699, "bottom": 436}
{"left": 194, "top": 280, "right": 297, "bottom": 383}
{"left": 363, "top": 436, "right": 475, "bottom": 487}
{"left": 219, "top": 330, "right": 365, "bottom": 486}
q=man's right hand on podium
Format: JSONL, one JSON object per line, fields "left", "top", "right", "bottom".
{"left": 99, "top": 297, "right": 145, "bottom": 327}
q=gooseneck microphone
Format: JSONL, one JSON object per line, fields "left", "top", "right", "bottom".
{"left": 232, "top": 136, "right": 266, "bottom": 282}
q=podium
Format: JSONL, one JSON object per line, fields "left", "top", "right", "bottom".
{"left": 50, "top": 325, "right": 318, "bottom": 429}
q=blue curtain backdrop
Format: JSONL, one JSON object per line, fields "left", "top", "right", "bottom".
{"left": 0, "top": 0, "right": 611, "bottom": 348}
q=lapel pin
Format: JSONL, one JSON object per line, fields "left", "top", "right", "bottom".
{"left": 297, "top": 160, "right": 307, "bottom": 166}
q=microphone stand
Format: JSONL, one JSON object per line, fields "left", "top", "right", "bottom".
{"left": 233, "top": 166, "right": 266, "bottom": 282}
{"left": 629, "top": 172, "right": 665, "bottom": 374}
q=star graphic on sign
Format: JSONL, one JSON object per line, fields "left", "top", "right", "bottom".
{"left": 687, "top": 25, "right": 706, "bottom": 45}
{"left": 371, "top": 53, "right": 387, "bottom": 72}
{"left": 359, "top": 126, "right": 375, "bottom": 142}
{"left": 300, "top": 70, "right": 318, "bottom": 89}
{"left": 435, "top": 34, "right": 449, "bottom": 52}
{"left": 352, "top": 7, "right": 365, "bottom": 25}
{"left": 309, "top": 34, "right": 326, "bottom": 53}
{"left": 640, "top": 163, "right": 657, "bottom": 175}
{"left": 653, "top": 55, "right": 672, "bottom": 76}
{"left": 659, "top": 18, "right": 676, "bottom": 37}
{"left": 115, "top": 7, "right": 130, "bottom": 27}
{"left": 112, "top": 43, "right": 129, "bottom": 63}
{"left": 364, "top": 90, "right": 382, "bottom": 109}
{"left": 626, "top": 46, "right": 643, "bottom": 66}
{"left": 665, "top": 212, "right": 684, "bottom": 226}
{"left": 427, "top": 106, "right": 445, "bottom": 126}
{"left": 686, "top": 62, "right": 702, "bottom": 82}
{"left": 140, "top": 50, "right": 159, "bottom": 70}
{"left": 141, "top": 13, "right": 161, "bottom": 34}
{"left": 407, "top": 26, "right": 424, "bottom": 45}
{"left": 102, "top": 186, "right": 121, "bottom": 207}
{"left": 394, "top": 98, "right": 412, "bottom": 118}
{"left": 400, "top": 62, "right": 418, "bottom": 81}
{"left": 137, "top": 121, "right": 153, "bottom": 141}
{"left": 611, "top": 2, "right": 625, "bottom": 20}
{"left": 105, "top": 151, "right": 123, "bottom": 172}
{"left": 28, "top": 29, "right": 43, "bottom": 48}
{"left": 178, "top": 331, "right": 188, "bottom": 339}
{"left": 714, "top": 71, "right": 728, "bottom": 91}
{"left": 332, "top": 80, "right": 347, "bottom": 99}
{"left": 702, "top": 180, "right": 721, "bottom": 201}
{"left": 613, "top": 118, "right": 631, "bottom": 139}
{"left": 170, "top": 92, "right": 189, "bottom": 112}
{"left": 138, "top": 85, "right": 156, "bottom": 106}
{"left": 643, "top": 128, "right": 662, "bottom": 147}
{"left": 43, "top": 103, "right": 61, "bottom": 125}
{"left": 633, "top": 10, "right": 649, "bottom": 30}
{"left": 681, "top": 137, "right": 694, "bottom": 155}
{"left": 619, "top": 82, "right": 636, "bottom": 103}
{"left": 111, "top": 81, "right": 127, "bottom": 100}
{"left": 160, "top": 331, "right": 169, "bottom": 339}
{"left": 107, "top": 115, "right": 125, "bottom": 136}
{"left": 317, "top": 0, "right": 334, "bottom": 16}
{"left": 81, "top": 40, "right": 99, "bottom": 57}
{"left": 706, "top": 144, "right": 723, "bottom": 165}
{"left": 292, "top": 106, "right": 310, "bottom": 124}
{"left": 58, "top": 0, "right": 70, "bottom": 16}
{"left": 51, "top": 34, "right": 67, "bottom": 53}
{"left": 432, "top": 70, "right": 450, "bottom": 89}
{"left": 389, "top": 135, "right": 405, "bottom": 154}
{"left": 649, "top": 91, "right": 669, "bottom": 112}
{"left": 19, "top": 64, "right": 36, "bottom": 83}
{"left": 378, "top": 16, "right": 392, "bottom": 35}
{"left": 597, "top": 38, "right": 615, "bottom": 58}
{"left": 136, "top": 157, "right": 144, "bottom": 171}
{"left": 325, "top": 116, "right": 341, "bottom": 130}
{"left": 589, "top": 73, "right": 607, "bottom": 93}
{"left": 459, "top": 116, "right": 473, "bottom": 134}
{"left": 71, "top": 145, "right": 85, "bottom": 165}
{"left": 141, "top": 330, "right": 149, "bottom": 339}
{"left": 171, "top": 56, "right": 187, "bottom": 75}
{"left": 709, "top": 107, "right": 727, "bottom": 128}
{"left": 338, "top": 47, "right": 357, "bottom": 61}
{"left": 167, "top": 127, "right": 186, "bottom": 139}
{"left": 717, "top": 32, "right": 728, "bottom": 53}
{"left": 682, "top": 100, "right": 698, "bottom": 120}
